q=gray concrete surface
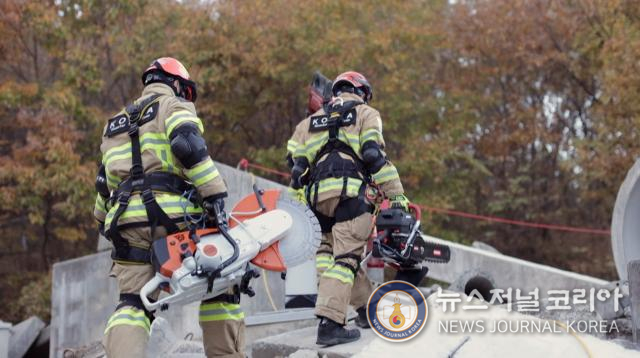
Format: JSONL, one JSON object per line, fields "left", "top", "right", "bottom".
{"left": 9, "top": 316, "right": 44, "bottom": 358}
{"left": 0, "top": 321, "right": 11, "bottom": 358}
{"left": 252, "top": 326, "right": 373, "bottom": 358}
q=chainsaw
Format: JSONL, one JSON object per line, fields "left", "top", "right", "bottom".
{"left": 140, "top": 186, "right": 321, "bottom": 311}
{"left": 371, "top": 202, "right": 451, "bottom": 267}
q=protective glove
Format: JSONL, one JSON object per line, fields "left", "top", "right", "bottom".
{"left": 390, "top": 194, "right": 410, "bottom": 212}
{"left": 203, "top": 194, "right": 227, "bottom": 227}
{"left": 288, "top": 187, "right": 307, "bottom": 205}
{"left": 290, "top": 158, "right": 310, "bottom": 190}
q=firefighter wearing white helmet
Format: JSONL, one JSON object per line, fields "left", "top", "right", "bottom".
{"left": 95, "top": 57, "right": 244, "bottom": 357}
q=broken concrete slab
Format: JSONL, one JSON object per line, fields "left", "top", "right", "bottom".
{"left": 0, "top": 321, "right": 11, "bottom": 358}
{"left": 9, "top": 316, "right": 45, "bottom": 358}
{"left": 24, "top": 325, "right": 50, "bottom": 358}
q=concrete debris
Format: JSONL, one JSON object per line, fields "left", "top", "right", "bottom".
{"left": 0, "top": 321, "right": 11, "bottom": 358}
{"left": 61, "top": 341, "right": 105, "bottom": 358}
{"left": 166, "top": 341, "right": 204, "bottom": 357}
{"left": 288, "top": 349, "right": 319, "bottom": 358}
{"left": 9, "top": 316, "right": 45, "bottom": 358}
{"left": 25, "top": 325, "right": 50, "bottom": 358}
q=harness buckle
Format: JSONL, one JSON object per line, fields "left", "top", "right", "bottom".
{"left": 141, "top": 189, "right": 155, "bottom": 204}
{"left": 130, "top": 165, "right": 144, "bottom": 180}
{"left": 128, "top": 122, "right": 139, "bottom": 136}
{"left": 118, "top": 191, "right": 131, "bottom": 205}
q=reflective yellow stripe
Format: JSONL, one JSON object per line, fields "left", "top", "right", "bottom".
{"left": 105, "top": 169, "right": 120, "bottom": 191}
{"left": 310, "top": 177, "right": 362, "bottom": 203}
{"left": 105, "top": 193, "right": 201, "bottom": 227}
{"left": 337, "top": 130, "right": 360, "bottom": 154}
{"left": 372, "top": 165, "right": 400, "bottom": 184}
{"left": 95, "top": 194, "right": 107, "bottom": 214}
{"left": 103, "top": 133, "right": 169, "bottom": 164}
{"left": 102, "top": 132, "right": 173, "bottom": 190}
{"left": 322, "top": 264, "right": 354, "bottom": 285}
{"left": 199, "top": 302, "right": 245, "bottom": 322}
{"left": 296, "top": 132, "right": 329, "bottom": 161}
{"left": 361, "top": 128, "right": 382, "bottom": 144}
{"left": 287, "top": 139, "right": 298, "bottom": 153}
{"left": 104, "top": 308, "right": 150, "bottom": 334}
{"left": 316, "top": 255, "right": 334, "bottom": 270}
{"left": 184, "top": 158, "right": 220, "bottom": 187}
{"left": 297, "top": 130, "right": 360, "bottom": 163}
{"left": 165, "top": 110, "right": 204, "bottom": 137}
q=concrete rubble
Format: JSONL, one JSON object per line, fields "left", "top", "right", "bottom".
{"left": 0, "top": 321, "right": 11, "bottom": 358}
{"left": 8, "top": 316, "right": 44, "bottom": 358}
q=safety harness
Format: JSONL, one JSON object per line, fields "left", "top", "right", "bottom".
{"left": 306, "top": 100, "right": 374, "bottom": 233}
{"left": 105, "top": 94, "right": 195, "bottom": 264}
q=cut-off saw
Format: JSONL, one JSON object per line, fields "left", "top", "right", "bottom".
{"left": 140, "top": 187, "right": 321, "bottom": 311}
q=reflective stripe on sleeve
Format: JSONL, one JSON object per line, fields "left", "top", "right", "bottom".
{"left": 165, "top": 110, "right": 204, "bottom": 137}
{"left": 360, "top": 128, "right": 382, "bottom": 144}
{"left": 184, "top": 158, "right": 220, "bottom": 187}
{"left": 287, "top": 139, "right": 298, "bottom": 153}
{"left": 371, "top": 165, "right": 400, "bottom": 184}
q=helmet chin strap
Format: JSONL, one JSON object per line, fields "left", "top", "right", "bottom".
{"left": 144, "top": 71, "right": 192, "bottom": 101}
{"left": 335, "top": 85, "right": 367, "bottom": 102}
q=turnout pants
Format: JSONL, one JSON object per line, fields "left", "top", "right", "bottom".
{"left": 313, "top": 197, "right": 374, "bottom": 324}
{"left": 102, "top": 227, "right": 245, "bottom": 358}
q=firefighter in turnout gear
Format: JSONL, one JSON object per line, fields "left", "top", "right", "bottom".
{"left": 287, "top": 71, "right": 409, "bottom": 345}
{"left": 94, "top": 57, "right": 245, "bottom": 357}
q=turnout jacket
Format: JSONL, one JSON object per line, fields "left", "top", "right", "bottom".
{"left": 93, "top": 83, "right": 226, "bottom": 233}
{"left": 288, "top": 92, "right": 404, "bottom": 204}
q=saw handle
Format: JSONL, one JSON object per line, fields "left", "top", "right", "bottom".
{"left": 408, "top": 203, "right": 421, "bottom": 220}
{"left": 252, "top": 184, "right": 267, "bottom": 212}
{"left": 140, "top": 275, "right": 169, "bottom": 311}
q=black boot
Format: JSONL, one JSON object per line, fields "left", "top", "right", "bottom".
{"left": 394, "top": 266, "right": 429, "bottom": 286}
{"left": 316, "top": 317, "right": 361, "bottom": 346}
{"left": 354, "top": 307, "right": 370, "bottom": 329}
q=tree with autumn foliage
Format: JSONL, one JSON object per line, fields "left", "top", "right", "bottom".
{"left": 2, "top": 0, "right": 640, "bottom": 323}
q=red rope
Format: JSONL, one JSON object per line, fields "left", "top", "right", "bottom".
{"left": 418, "top": 205, "right": 610, "bottom": 236}
{"left": 237, "top": 158, "right": 611, "bottom": 236}
{"left": 237, "top": 157, "right": 291, "bottom": 178}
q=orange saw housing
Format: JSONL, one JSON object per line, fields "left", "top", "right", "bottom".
{"left": 150, "top": 189, "right": 287, "bottom": 288}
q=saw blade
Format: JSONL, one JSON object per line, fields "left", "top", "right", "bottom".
{"left": 274, "top": 195, "right": 322, "bottom": 267}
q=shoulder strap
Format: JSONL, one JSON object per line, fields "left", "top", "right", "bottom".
{"left": 126, "top": 94, "right": 161, "bottom": 182}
